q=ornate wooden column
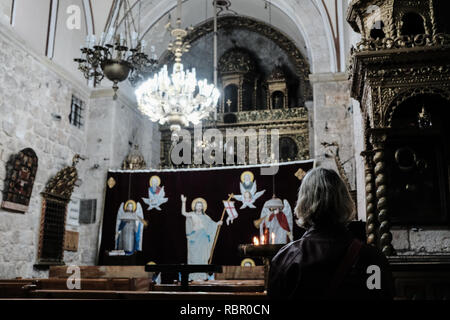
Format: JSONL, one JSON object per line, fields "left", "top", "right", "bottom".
{"left": 371, "top": 133, "right": 395, "bottom": 256}
{"left": 361, "top": 150, "right": 377, "bottom": 247}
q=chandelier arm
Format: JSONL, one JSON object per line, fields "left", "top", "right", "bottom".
{"left": 75, "top": 0, "right": 153, "bottom": 96}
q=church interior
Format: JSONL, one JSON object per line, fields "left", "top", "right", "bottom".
{"left": 1, "top": 0, "right": 450, "bottom": 303}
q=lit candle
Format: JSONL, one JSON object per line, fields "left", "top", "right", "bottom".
{"left": 271, "top": 232, "right": 275, "bottom": 244}
{"left": 253, "top": 236, "right": 259, "bottom": 246}
{"left": 260, "top": 234, "right": 264, "bottom": 245}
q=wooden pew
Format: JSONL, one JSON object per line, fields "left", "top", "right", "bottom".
{"left": 154, "top": 280, "right": 265, "bottom": 292}
{"left": 153, "top": 266, "right": 265, "bottom": 292}
{"left": 48, "top": 266, "right": 152, "bottom": 291}
{"left": 0, "top": 280, "right": 35, "bottom": 298}
{"left": 49, "top": 266, "right": 150, "bottom": 279}
{"left": 1, "top": 266, "right": 266, "bottom": 299}
{"left": 214, "top": 266, "right": 265, "bottom": 280}
{"left": 29, "top": 289, "right": 267, "bottom": 300}
{"left": 35, "top": 278, "right": 151, "bottom": 291}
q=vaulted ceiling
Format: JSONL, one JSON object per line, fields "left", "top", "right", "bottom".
{"left": 1, "top": 0, "right": 351, "bottom": 100}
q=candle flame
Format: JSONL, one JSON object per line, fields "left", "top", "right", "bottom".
{"left": 271, "top": 232, "right": 275, "bottom": 244}
{"left": 253, "top": 236, "right": 260, "bottom": 246}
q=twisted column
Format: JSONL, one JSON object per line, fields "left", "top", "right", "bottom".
{"left": 429, "top": 0, "right": 437, "bottom": 37}
{"left": 361, "top": 150, "right": 377, "bottom": 247}
{"left": 371, "top": 134, "right": 395, "bottom": 256}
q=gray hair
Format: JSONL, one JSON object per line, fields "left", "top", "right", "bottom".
{"left": 294, "top": 167, "right": 355, "bottom": 229}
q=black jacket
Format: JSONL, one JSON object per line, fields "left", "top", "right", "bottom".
{"left": 268, "top": 225, "right": 394, "bottom": 300}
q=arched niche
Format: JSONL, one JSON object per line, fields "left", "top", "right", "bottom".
{"left": 385, "top": 94, "right": 450, "bottom": 225}
{"left": 224, "top": 84, "right": 238, "bottom": 113}
{"left": 370, "top": 20, "right": 385, "bottom": 40}
{"left": 400, "top": 12, "right": 425, "bottom": 36}
{"left": 36, "top": 156, "right": 80, "bottom": 267}
{"left": 279, "top": 136, "right": 299, "bottom": 161}
{"left": 271, "top": 91, "right": 285, "bottom": 110}
{"left": 1, "top": 148, "right": 38, "bottom": 213}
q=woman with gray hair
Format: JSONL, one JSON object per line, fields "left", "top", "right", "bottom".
{"left": 268, "top": 168, "right": 394, "bottom": 300}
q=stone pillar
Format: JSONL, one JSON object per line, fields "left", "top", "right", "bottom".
{"left": 309, "top": 73, "right": 355, "bottom": 187}
{"left": 371, "top": 133, "right": 395, "bottom": 256}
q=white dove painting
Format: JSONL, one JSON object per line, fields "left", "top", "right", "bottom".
{"left": 142, "top": 175, "right": 168, "bottom": 211}
{"left": 234, "top": 171, "right": 265, "bottom": 209}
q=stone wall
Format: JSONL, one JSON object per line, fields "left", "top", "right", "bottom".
{"left": 392, "top": 228, "right": 450, "bottom": 255}
{"left": 0, "top": 21, "right": 158, "bottom": 279}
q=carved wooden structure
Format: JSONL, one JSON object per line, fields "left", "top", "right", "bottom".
{"left": 267, "top": 67, "right": 288, "bottom": 110}
{"left": 348, "top": 0, "right": 450, "bottom": 255}
{"left": 1, "top": 148, "right": 38, "bottom": 213}
{"left": 159, "top": 16, "right": 311, "bottom": 168}
{"left": 219, "top": 48, "right": 257, "bottom": 113}
{"left": 36, "top": 156, "right": 80, "bottom": 266}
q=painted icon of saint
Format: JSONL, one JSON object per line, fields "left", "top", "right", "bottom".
{"left": 259, "top": 199, "right": 293, "bottom": 244}
{"left": 115, "top": 200, "right": 146, "bottom": 254}
{"left": 142, "top": 175, "right": 168, "bottom": 211}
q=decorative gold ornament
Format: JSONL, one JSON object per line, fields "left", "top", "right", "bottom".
{"left": 107, "top": 177, "right": 116, "bottom": 189}
{"left": 122, "top": 144, "right": 146, "bottom": 170}
{"left": 241, "top": 258, "right": 256, "bottom": 267}
{"left": 294, "top": 168, "right": 306, "bottom": 181}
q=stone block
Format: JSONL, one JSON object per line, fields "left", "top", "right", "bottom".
{"left": 18, "top": 230, "right": 34, "bottom": 245}
{"left": 33, "top": 123, "right": 48, "bottom": 139}
{"left": 409, "top": 229, "right": 450, "bottom": 253}
{"left": 391, "top": 229, "right": 410, "bottom": 251}
{"left": 2, "top": 120, "right": 15, "bottom": 137}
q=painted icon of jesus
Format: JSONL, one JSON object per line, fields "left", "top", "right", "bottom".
{"left": 181, "top": 195, "right": 222, "bottom": 280}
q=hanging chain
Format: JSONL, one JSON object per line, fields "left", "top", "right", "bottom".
{"left": 269, "top": 0, "right": 272, "bottom": 26}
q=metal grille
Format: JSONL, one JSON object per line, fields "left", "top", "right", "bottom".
{"left": 41, "top": 199, "right": 67, "bottom": 261}
{"left": 69, "top": 95, "right": 84, "bottom": 129}
{"left": 79, "top": 199, "right": 97, "bottom": 224}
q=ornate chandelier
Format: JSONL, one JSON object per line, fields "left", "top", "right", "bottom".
{"left": 74, "top": 0, "right": 157, "bottom": 99}
{"left": 135, "top": 0, "right": 220, "bottom": 132}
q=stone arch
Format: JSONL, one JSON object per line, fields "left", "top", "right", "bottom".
{"left": 158, "top": 15, "right": 313, "bottom": 101}
{"left": 136, "top": 0, "right": 335, "bottom": 74}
